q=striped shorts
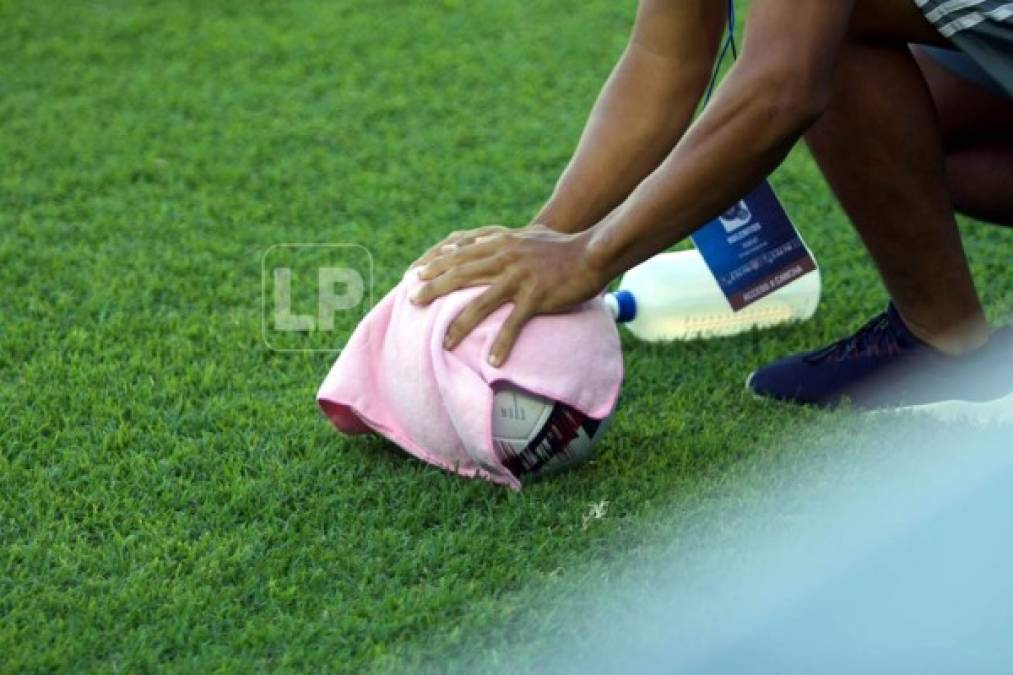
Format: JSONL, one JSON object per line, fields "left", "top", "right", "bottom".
{"left": 914, "top": 0, "right": 1013, "bottom": 95}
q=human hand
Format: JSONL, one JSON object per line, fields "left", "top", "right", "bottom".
{"left": 410, "top": 224, "right": 604, "bottom": 367}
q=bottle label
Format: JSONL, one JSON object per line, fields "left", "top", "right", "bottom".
{"left": 690, "top": 180, "right": 817, "bottom": 311}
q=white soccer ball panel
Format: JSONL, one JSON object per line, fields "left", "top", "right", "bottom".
{"left": 491, "top": 387, "right": 553, "bottom": 442}
{"left": 491, "top": 384, "right": 614, "bottom": 480}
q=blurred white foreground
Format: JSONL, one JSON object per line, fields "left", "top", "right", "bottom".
{"left": 453, "top": 353, "right": 1013, "bottom": 674}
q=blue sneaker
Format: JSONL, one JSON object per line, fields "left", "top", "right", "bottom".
{"left": 747, "top": 304, "right": 1012, "bottom": 410}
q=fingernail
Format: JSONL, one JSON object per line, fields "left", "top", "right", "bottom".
{"left": 443, "top": 333, "right": 454, "bottom": 349}
{"left": 488, "top": 353, "right": 500, "bottom": 367}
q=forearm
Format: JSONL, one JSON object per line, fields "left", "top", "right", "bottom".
{"left": 583, "top": 0, "right": 854, "bottom": 283}
{"left": 586, "top": 63, "right": 824, "bottom": 282}
{"left": 534, "top": 0, "right": 726, "bottom": 235}
{"left": 534, "top": 45, "right": 714, "bottom": 234}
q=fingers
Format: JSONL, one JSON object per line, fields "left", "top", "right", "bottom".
{"left": 411, "top": 237, "right": 461, "bottom": 271}
{"left": 417, "top": 239, "right": 499, "bottom": 282}
{"left": 410, "top": 226, "right": 507, "bottom": 269}
{"left": 412, "top": 235, "right": 471, "bottom": 270}
{"left": 410, "top": 259, "right": 499, "bottom": 306}
{"left": 443, "top": 285, "right": 511, "bottom": 350}
{"left": 487, "top": 304, "right": 530, "bottom": 368}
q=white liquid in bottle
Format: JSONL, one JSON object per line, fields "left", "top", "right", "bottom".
{"left": 604, "top": 249, "right": 821, "bottom": 341}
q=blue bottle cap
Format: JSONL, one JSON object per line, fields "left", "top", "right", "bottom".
{"left": 613, "top": 290, "right": 637, "bottom": 324}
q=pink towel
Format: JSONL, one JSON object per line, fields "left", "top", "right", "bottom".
{"left": 317, "top": 268, "right": 623, "bottom": 489}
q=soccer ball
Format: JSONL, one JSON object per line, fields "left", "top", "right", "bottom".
{"left": 491, "top": 384, "right": 613, "bottom": 481}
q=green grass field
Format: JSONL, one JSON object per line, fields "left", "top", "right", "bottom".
{"left": 2, "top": 0, "right": 1010, "bottom": 671}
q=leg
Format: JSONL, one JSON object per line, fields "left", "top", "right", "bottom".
{"left": 805, "top": 0, "right": 989, "bottom": 354}
{"left": 915, "top": 50, "right": 1013, "bottom": 226}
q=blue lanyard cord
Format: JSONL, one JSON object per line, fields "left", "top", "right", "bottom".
{"left": 703, "top": 0, "right": 738, "bottom": 105}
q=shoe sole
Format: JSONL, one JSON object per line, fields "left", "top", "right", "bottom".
{"left": 746, "top": 370, "right": 1013, "bottom": 425}
{"left": 745, "top": 371, "right": 767, "bottom": 403}
{"left": 877, "top": 392, "right": 1013, "bottom": 426}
